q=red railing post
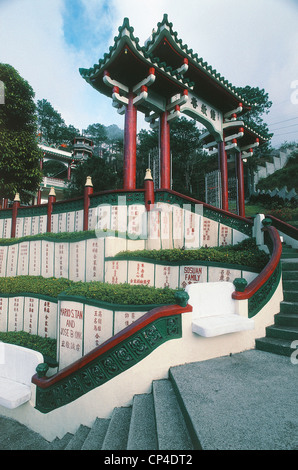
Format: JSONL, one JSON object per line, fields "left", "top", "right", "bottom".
{"left": 84, "top": 176, "right": 93, "bottom": 231}
{"left": 144, "top": 169, "right": 155, "bottom": 211}
{"left": 11, "top": 193, "right": 20, "bottom": 238}
{"left": 47, "top": 187, "right": 56, "bottom": 233}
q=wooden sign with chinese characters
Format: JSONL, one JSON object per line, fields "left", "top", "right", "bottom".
{"left": 179, "top": 265, "right": 207, "bottom": 288}
{"left": 85, "top": 238, "right": 104, "bottom": 282}
{"left": 8, "top": 297, "right": 24, "bottom": 332}
{"left": 38, "top": 300, "right": 58, "bottom": 339}
{"left": 83, "top": 305, "right": 113, "bottom": 354}
{"left": 59, "top": 301, "right": 84, "bottom": 369}
{"left": 114, "top": 310, "right": 144, "bottom": 335}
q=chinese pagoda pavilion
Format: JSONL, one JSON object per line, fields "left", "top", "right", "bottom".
{"left": 79, "top": 14, "right": 269, "bottom": 215}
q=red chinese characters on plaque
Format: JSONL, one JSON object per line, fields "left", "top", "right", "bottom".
{"left": 0, "top": 246, "right": 7, "bottom": 277}
{"left": 219, "top": 224, "right": 232, "bottom": 246}
{"left": 83, "top": 306, "right": 113, "bottom": 354}
{"left": 202, "top": 218, "right": 218, "bottom": 247}
{"left": 24, "top": 297, "right": 38, "bottom": 335}
{"left": 128, "top": 261, "right": 153, "bottom": 286}
{"left": 179, "top": 265, "right": 207, "bottom": 288}
{"left": 9, "top": 297, "right": 24, "bottom": 332}
{"left": 0, "top": 297, "right": 8, "bottom": 331}
{"left": 29, "top": 241, "right": 41, "bottom": 276}
{"left": 114, "top": 310, "right": 144, "bottom": 335}
{"left": 38, "top": 300, "right": 57, "bottom": 339}
{"left": 17, "top": 242, "right": 29, "bottom": 276}
{"left": 7, "top": 245, "right": 18, "bottom": 276}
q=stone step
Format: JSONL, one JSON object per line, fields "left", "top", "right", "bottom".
{"left": 282, "top": 280, "right": 298, "bottom": 291}
{"left": 101, "top": 407, "right": 132, "bottom": 450}
{"left": 153, "top": 379, "right": 194, "bottom": 451}
{"left": 274, "top": 313, "right": 298, "bottom": 327}
{"left": 265, "top": 324, "right": 298, "bottom": 341}
{"left": 281, "top": 260, "right": 298, "bottom": 271}
{"left": 81, "top": 418, "right": 110, "bottom": 450}
{"left": 283, "top": 291, "right": 298, "bottom": 302}
{"left": 64, "top": 425, "right": 91, "bottom": 450}
{"left": 255, "top": 336, "right": 296, "bottom": 357}
{"left": 127, "top": 393, "right": 158, "bottom": 450}
{"left": 280, "top": 301, "right": 298, "bottom": 314}
{"left": 282, "top": 271, "right": 298, "bottom": 280}
{"left": 281, "top": 252, "right": 298, "bottom": 259}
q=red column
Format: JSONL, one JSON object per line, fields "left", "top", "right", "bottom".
{"left": 37, "top": 188, "right": 41, "bottom": 205}
{"left": 123, "top": 92, "right": 137, "bottom": 190}
{"left": 11, "top": 193, "right": 20, "bottom": 238}
{"left": 218, "top": 139, "right": 229, "bottom": 211}
{"left": 159, "top": 111, "right": 171, "bottom": 189}
{"left": 67, "top": 163, "right": 71, "bottom": 181}
{"left": 84, "top": 176, "right": 93, "bottom": 231}
{"left": 144, "top": 169, "right": 155, "bottom": 211}
{"left": 236, "top": 152, "right": 245, "bottom": 217}
{"left": 3, "top": 199, "right": 8, "bottom": 209}
{"left": 47, "top": 188, "right": 56, "bottom": 233}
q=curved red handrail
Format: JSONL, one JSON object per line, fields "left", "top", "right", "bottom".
{"left": 265, "top": 214, "right": 298, "bottom": 241}
{"left": 32, "top": 303, "right": 192, "bottom": 389}
{"left": 232, "top": 225, "right": 282, "bottom": 300}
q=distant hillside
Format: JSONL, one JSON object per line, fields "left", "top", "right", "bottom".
{"left": 256, "top": 149, "right": 298, "bottom": 192}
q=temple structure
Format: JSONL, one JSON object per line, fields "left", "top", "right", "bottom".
{"left": 79, "top": 14, "right": 269, "bottom": 216}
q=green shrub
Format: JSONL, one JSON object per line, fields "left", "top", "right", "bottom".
{"left": 114, "top": 238, "right": 269, "bottom": 270}
{"left": 0, "top": 330, "right": 57, "bottom": 360}
{"left": 0, "top": 276, "right": 73, "bottom": 298}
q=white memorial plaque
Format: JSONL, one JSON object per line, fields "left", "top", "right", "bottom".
{"left": 184, "top": 211, "right": 201, "bottom": 249}
{"left": 51, "top": 214, "right": 59, "bottom": 234}
{"left": 2, "top": 218, "right": 11, "bottom": 239}
{"left": 147, "top": 209, "right": 161, "bottom": 250}
{"left": 111, "top": 204, "right": 127, "bottom": 234}
{"left": 155, "top": 264, "right": 179, "bottom": 289}
{"left": 66, "top": 211, "right": 75, "bottom": 233}
{"left": 41, "top": 241, "right": 54, "bottom": 278}
{"left": 15, "top": 217, "right": 24, "bottom": 238}
{"left": 8, "top": 297, "right": 24, "bottom": 332}
{"left": 7, "top": 244, "right": 18, "bottom": 277}
{"left": 202, "top": 217, "right": 218, "bottom": 247}
{"left": 208, "top": 267, "right": 241, "bottom": 283}
{"left": 114, "top": 310, "right": 144, "bottom": 335}
{"left": 38, "top": 299, "right": 58, "bottom": 339}
{"left": 0, "top": 219, "right": 3, "bottom": 238}
{"left": 95, "top": 205, "right": 111, "bottom": 232}
{"left": 172, "top": 206, "right": 184, "bottom": 248}
{"left": 219, "top": 224, "right": 232, "bottom": 246}
{"left": 105, "top": 260, "right": 127, "bottom": 285}
{"left": 85, "top": 238, "right": 104, "bottom": 282}
{"left": 126, "top": 238, "right": 145, "bottom": 252}
{"left": 57, "top": 212, "right": 67, "bottom": 233}
{"left": 69, "top": 241, "right": 86, "bottom": 281}
{"left": 31, "top": 216, "right": 39, "bottom": 235}
{"left": 17, "top": 242, "right": 29, "bottom": 276}
{"left": 104, "top": 236, "right": 127, "bottom": 258}
{"left": 23, "top": 297, "right": 38, "bottom": 335}
{"left": 128, "top": 261, "right": 154, "bottom": 286}
{"left": 22, "top": 217, "right": 32, "bottom": 237}
{"left": 29, "top": 240, "right": 41, "bottom": 276}
{"left": 83, "top": 305, "right": 113, "bottom": 354}
{"left": 0, "top": 297, "right": 8, "bottom": 331}
{"left": 39, "top": 215, "right": 47, "bottom": 234}
{"left": 179, "top": 265, "right": 207, "bottom": 288}
{"left": 54, "top": 242, "right": 69, "bottom": 278}
{"left": 159, "top": 203, "right": 173, "bottom": 250}
{"left": 87, "top": 207, "right": 97, "bottom": 231}
{"left": 59, "top": 301, "right": 84, "bottom": 369}
{"left": 127, "top": 205, "right": 146, "bottom": 239}
{"left": 0, "top": 246, "right": 8, "bottom": 277}
{"left": 74, "top": 210, "right": 84, "bottom": 232}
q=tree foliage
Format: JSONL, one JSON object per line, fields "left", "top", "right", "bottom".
{"left": 0, "top": 64, "right": 42, "bottom": 202}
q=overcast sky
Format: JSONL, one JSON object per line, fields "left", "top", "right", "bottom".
{"left": 0, "top": 0, "right": 297, "bottom": 148}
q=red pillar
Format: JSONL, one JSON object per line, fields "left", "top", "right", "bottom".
{"left": 218, "top": 139, "right": 229, "bottom": 211}
{"left": 11, "top": 193, "right": 20, "bottom": 238}
{"left": 37, "top": 188, "right": 42, "bottom": 205}
{"left": 144, "top": 169, "right": 155, "bottom": 211}
{"left": 123, "top": 92, "right": 137, "bottom": 190}
{"left": 47, "top": 188, "right": 56, "bottom": 233}
{"left": 67, "top": 163, "right": 71, "bottom": 181}
{"left": 84, "top": 176, "right": 93, "bottom": 231}
{"left": 159, "top": 111, "right": 171, "bottom": 189}
{"left": 3, "top": 199, "right": 8, "bottom": 209}
{"left": 236, "top": 152, "right": 245, "bottom": 217}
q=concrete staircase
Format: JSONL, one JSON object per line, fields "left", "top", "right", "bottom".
{"left": 255, "top": 243, "right": 298, "bottom": 357}
{"left": 0, "top": 378, "right": 195, "bottom": 450}
{"left": 253, "top": 148, "right": 292, "bottom": 188}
